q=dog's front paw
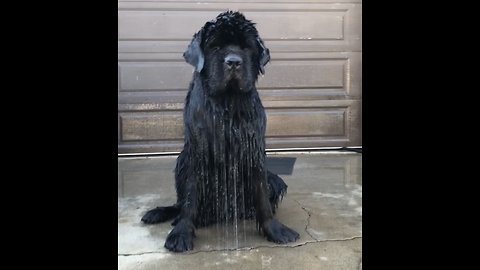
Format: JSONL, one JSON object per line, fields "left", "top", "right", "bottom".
{"left": 164, "top": 219, "right": 195, "bottom": 252}
{"left": 141, "top": 207, "right": 168, "bottom": 224}
{"left": 262, "top": 219, "right": 299, "bottom": 244}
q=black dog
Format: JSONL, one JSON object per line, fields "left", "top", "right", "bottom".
{"left": 141, "top": 11, "right": 299, "bottom": 252}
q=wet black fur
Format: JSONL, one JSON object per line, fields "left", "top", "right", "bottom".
{"left": 141, "top": 11, "right": 299, "bottom": 252}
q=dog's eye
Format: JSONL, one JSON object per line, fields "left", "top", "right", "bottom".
{"left": 211, "top": 46, "right": 220, "bottom": 51}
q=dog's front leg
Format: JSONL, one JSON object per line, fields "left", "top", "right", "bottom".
{"left": 253, "top": 167, "right": 299, "bottom": 244}
{"left": 164, "top": 175, "right": 198, "bottom": 252}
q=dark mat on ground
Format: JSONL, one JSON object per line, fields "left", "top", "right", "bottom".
{"left": 266, "top": 157, "right": 297, "bottom": 175}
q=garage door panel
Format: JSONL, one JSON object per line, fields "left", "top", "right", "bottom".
{"left": 119, "top": 59, "right": 346, "bottom": 92}
{"left": 119, "top": 10, "right": 344, "bottom": 40}
{"left": 118, "top": 3, "right": 361, "bottom": 52}
{"left": 259, "top": 60, "right": 345, "bottom": 89}
{"left": 266, "top": 100, "right": 360, "bottom": 149}
{"left": 119, "top": 62, "right": 192, "bottom": 91}
{"left": 120, "top": 112, "right": 184, "bottom": 141}
{"left": 120, "top": 108, "right": 347, "bottom": 142}
{"left": 118, "top": 11, "right": 219, "bottom": 40}
{"left": 118, "top": 141, "right": 184, "bottom": 154}
{"left": 266, "top": 109, "right": 346, "bottom": 138}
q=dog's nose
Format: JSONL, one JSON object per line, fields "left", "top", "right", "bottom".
{"left": 225, "top": 54, "right": 242, "bottom": 69}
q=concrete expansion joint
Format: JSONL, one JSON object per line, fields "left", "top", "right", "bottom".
{"left": 118, "top": 235, "right": 363, "bottom": 257}
{"left": 118, "top": 236, "right": 362, "bottom": 257}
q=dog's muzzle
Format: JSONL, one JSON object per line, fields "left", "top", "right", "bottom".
{"left": 225, "top": 53, "right": 242, "bottom": 70}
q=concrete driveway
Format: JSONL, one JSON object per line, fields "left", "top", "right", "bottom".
{"left": 118, "top": 152, "right": 362, "bottom": 270}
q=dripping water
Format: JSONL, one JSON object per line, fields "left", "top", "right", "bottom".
{"left": 213, "top": 113, "right": 220, "bottom": 248}
{"left": 198, "top": 95, "right": 260, "bottom": 250}
{"left": 230, "top": 115, "right": 238, "bottom": 248}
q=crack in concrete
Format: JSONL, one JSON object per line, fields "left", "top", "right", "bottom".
{"left": 229, "top": 236, "right": 362, "bottom": 251}
{"left": 292, "top": 198, "right": 316, "bottom": 240}
{"left": 118, "top": 236, "right": 362, "bottom": 257}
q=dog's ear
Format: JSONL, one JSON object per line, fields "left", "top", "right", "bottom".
{"left": 183, "top": 31, "right": 204, "bottom": 72}
{"left": 257, "top": 37, "right": 270, "bottom": 75}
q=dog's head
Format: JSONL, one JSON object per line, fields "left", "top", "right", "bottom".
{"left": 183, "top": 11, "right": 270, "bottom": 95}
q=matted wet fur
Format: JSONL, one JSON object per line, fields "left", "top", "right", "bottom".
{"left": 141, "top": 11, "right": 299, "bottom": 252}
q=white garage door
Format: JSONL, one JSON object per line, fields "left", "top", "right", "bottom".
{"left": 118, "top": 0, "right": 362, "bottom": 154}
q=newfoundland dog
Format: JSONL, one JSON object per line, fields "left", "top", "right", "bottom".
{"left": 141, "top": 11, "right": 299, "bottom": 252}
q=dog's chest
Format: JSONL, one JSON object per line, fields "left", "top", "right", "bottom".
{"left": 194, "top": 96, "right": 266, "bottom": 225}
{"left": 208, "top": 97, "right": 264, "bottom": 153}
